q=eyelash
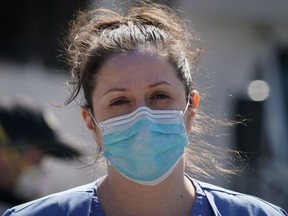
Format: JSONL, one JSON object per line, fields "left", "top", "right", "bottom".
{"left": 110, "top": 98, "right": 129, "bottom": 106}
{"left": 150, "top": 93, "right": 170, "bottom": 100}
{"left": 110, "top": 93, "right": 170, "bottom": 106}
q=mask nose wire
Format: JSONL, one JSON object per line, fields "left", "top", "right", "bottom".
{"left": 89, "top": 109, "right": 101, "bottom": 129}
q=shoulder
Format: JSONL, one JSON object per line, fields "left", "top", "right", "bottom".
{"left": 3, "top": 181, "right": 98, "bottom": 216}
{"left": 192, "top": 178, "right": 287, "bottom": 216}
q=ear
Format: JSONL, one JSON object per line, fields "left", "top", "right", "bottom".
{"left": 81, "top": 106, "right": 95, "bottom": 132}
{"left": 189, "top": 90, "right": 200, "bottom": 117}
{"left": 81, "top": 107, "right": 104, "bottom": 150}
{"left": 186, "top": 90, "right": 200, "bottom": 132}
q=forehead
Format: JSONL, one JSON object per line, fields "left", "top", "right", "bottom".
{"left": 101, "top": 50, "right": 171, "bottom": 72}
{"left": 94, "top": 51, "right": 182, "bottom": 89}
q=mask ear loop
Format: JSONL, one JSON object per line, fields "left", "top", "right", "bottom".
{"left": 89, "top": 109, "right": 101, "bottom": 129}
{"left": 88, "top": 109, "right": 106, "bottom": 155}
{"left": 181, "top": 94, "right": 191, "bottom": 116}
{"left": 88, "top": 110, "right": 113, "bottom": 166}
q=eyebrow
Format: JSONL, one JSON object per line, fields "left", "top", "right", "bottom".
{"left": 148, "top": 81, "right": 173, "bottom": 88}
{"left": 103, "top": 81, "right": 173, "bottom": 96}
{"left": 103, "top": 88, "right": 128, "bottom": 96}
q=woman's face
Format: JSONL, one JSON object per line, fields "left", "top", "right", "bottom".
{"left": 83, "top": 50, "right": 196, "bottom": 147}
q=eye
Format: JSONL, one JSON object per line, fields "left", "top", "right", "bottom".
{"left": 150, "top": 92, "right": 170, "bottom": 100}
{"left": 110, "top": 98, "right": 130, "bottom": 106}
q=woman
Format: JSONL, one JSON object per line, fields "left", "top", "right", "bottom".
{"left": 3, "top": 2, "right": 287, "bottom": 215}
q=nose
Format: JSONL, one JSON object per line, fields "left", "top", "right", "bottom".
{"left": 131, "top": 96, "right": 150, "bottom": 113}
{"left": 136, "top": 97, "right": 147, "bottom": 108}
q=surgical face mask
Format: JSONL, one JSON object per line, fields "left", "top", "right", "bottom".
{"left": 91, "top": 105, "right": 190, "bottom": 186}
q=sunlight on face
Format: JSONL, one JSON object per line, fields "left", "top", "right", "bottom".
{"left": 92, "top": 50, "right": 188, "bottom": 122}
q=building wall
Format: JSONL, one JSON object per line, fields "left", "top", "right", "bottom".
{"left": 181, "top": 0, "right": 288, "bottom": 210}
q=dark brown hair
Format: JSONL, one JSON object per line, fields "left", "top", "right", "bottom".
{"left": 64, "top": 1, "right": 201, "bottom": 108}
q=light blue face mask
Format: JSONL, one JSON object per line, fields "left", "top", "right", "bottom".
{"left": 90, "top": 106, "right": 190, "bottom": 186}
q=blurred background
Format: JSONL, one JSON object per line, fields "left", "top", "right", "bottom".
{"left": 0, "top": 0, "right": 287, "bottom": 212}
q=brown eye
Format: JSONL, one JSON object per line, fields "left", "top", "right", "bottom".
{"left": 150, "top": 93, "right": 170, "bottom": 100}
{"left": 110, "top": 98, "right": 130, "bottom": 106}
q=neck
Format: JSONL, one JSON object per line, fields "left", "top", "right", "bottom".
{"left": 97, "top": 157, "right": 195, "bottom": 216}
